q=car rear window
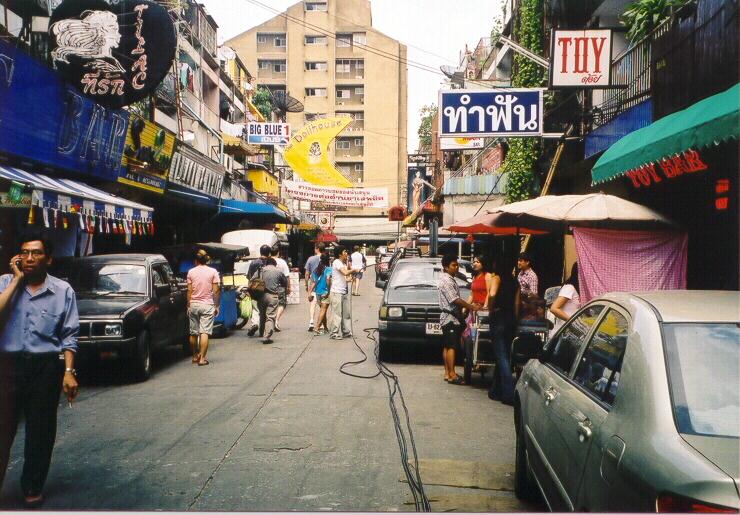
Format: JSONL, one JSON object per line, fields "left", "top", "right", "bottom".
{"left": 663, "top": 323, "right": 739, "bottom": 438}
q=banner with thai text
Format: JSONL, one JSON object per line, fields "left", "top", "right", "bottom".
{"left": 282, "top": 180, "right": 388, "bottom": 208}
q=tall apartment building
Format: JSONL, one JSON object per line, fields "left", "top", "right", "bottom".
{"left": 227, "top": 0, "right": 408, "bottom": 211}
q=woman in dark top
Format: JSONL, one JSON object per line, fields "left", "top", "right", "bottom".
{"left": 488, "top": 258, "right": 518, "bottom": 405}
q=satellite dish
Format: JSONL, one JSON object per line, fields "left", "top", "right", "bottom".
{"left": 220, "top": 46, "right": 236, "bottom": 60}
{"left": 440, "top": 65, "right": 457, "bottom": 79}
{"left": 272, "top": 90, "right": 304, "bottom": 114}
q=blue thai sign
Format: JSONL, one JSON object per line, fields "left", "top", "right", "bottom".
{"left": 0, "top": 39, "right": 128, "bottom": 179}
{"left": 438, "top": 89, "right": 544, "bottom": 138}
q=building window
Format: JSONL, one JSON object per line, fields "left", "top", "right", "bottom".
{"left": 354, "top": 87, "right": 364, "bottom": 95}
{"left": 336, "top": 34, "right": 352, "bottom": 48}
{"left": 354, "top": 138, "right": 363, "bottom": 147}
{"left": 355, "top": 163, "right": 364, "bottom": 172}
{"left": 306, "top": 88, "right": 327, "bottom": 97}
{"left": 273, "top": 62, "right": 286, "bottom": 73}
{"left": 275, "top": 35, "right": 286, "bottom": 47}
{"left": 305, "top": 61, "right": 327, "bottom": 71}
{"left": 257, "top": 34, "right": 268, "bottom": 44}
{"left": 354, "top": 111, "right": 364, "bottom": 120}
{"left": 258, "top": 60, "right": 270, "bottom": 70}
{"left": 305, "top": 35, "right": 327, "bottom": 45}
{"left": 305, "top": 2, "right": 328, "bottom": 11}
{"left": 336, "top": 60, "right": 350, "bottom": 74}
{"left": 336, "top": 140, "right": 350, "bottom": 150}
{"left": 353, "top": 32, "right": 367, "bottom": 45}
{"left": 336, "top": 89, "right": 351, "bottom": 99}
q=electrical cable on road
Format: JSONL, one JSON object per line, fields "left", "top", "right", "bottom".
{"left": 339, "top": 327, "right": 431, "bottom": 512}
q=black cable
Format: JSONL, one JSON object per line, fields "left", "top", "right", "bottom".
{"left": 338, "top": 328, "right": 431, "bottom": 511}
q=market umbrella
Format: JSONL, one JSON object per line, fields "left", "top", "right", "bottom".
{"left": 446, "top": 211, "right": 547, "bottom": 235}
{"left": 489, "top": 193, "right": 678, "bottom": 231}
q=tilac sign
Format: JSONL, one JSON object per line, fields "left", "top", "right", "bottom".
{"left": 49, "top": 0, "right": 176, "bottom": 108}
{"left": 439, "top": 89, "right": 543, "bottom": 138}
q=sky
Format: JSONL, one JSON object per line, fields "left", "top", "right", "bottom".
{"left": 199, "top": 0, "right": 503, "bottom": 152}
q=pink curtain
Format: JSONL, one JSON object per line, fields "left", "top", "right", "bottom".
{"left": 573, "top": 228, "right": 688, "bottom": 303}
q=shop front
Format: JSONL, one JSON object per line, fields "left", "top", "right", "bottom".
{"left": 591, "top": 83, "right": 739, "bottom": 290}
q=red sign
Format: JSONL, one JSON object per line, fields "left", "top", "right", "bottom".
{"left": 550, "top": 30, "right": 612, "bottom": 88}
{"left": 625, "top": 149, "right": 708, "bottom": 189}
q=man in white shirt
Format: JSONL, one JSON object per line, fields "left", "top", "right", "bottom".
{"left": 329, "top": 246, "right": 356, "bottom": 340}
{"left": 349, "top": 245, "right": 366, "bottom": 296}
{"left": 271, "top": 247, "right": 291, "bottom": 331}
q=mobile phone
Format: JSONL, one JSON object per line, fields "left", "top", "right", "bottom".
{"left": 15, "top": 260, "right": 21, "bottom": 268}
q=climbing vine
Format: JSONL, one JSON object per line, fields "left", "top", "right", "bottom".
{"left": 500, "top": 0, "right": 545, "bottom": 203}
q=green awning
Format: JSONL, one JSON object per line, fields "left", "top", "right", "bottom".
{"left": 592, "top": 83, "right": 740, "bottom": 185}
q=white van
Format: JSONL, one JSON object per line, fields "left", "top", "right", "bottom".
{"left": 221, "top": 229, "right": 279, "bottom": 274}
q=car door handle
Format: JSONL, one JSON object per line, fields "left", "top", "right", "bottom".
{"left": 577, "top": 419, "right": 593, "bottom": 442}
{"left": 544, "top": 387, "right": 557, "bottom": 405}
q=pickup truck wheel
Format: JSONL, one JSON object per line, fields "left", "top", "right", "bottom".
{"left": 514, "top": 407, "right": 538, "bottom": 501}
{"left": 132, "top": 330, "right": 152, "bottom": 382}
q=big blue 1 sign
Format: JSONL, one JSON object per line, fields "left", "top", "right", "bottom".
{"left": 438, "top": 89, "right": 543, "bottom": 138}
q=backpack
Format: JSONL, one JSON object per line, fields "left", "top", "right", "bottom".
{"left": 247, "top": 260, "right": 266, "bottom": 299}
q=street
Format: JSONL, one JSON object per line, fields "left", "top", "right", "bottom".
{"left": 0, "top": 269, "right": 539, "bottom": 512}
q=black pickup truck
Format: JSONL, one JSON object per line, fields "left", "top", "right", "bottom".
{"left": 53, "top": 254, "right": 188, "bottom": 381}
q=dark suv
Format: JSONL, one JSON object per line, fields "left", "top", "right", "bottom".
{"left": 53, "top": 254, "right": 188, "bottom": 381}
{"left": 377, "top": 257, "right": 470, "bottom": 360}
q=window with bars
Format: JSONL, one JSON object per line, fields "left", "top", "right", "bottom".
{"left": 305, "top": 2, "right": 328, "bottom": 11}
{"left": 274, "top": 36, "right": 286, "bottom": 47}
{"left": 273, "top": 62, "right": 286, "bottom": 73}
{"left": 305, "top": 61, "right": 327, "bottom": 71}
{"left": 305, "top": 88, "right": 327, "bottom": 97}
{"left": 336, "top": 34, "right": 352, "bottom": 48}
{"left": 305, "top": 35, "right": 327, "bottom": 45}
{"left": 354, "top": 138, "right": 363, "bottom": 147}
{"left": 354, "top": 87, "right": 364, "bottom": 95}
{"left": 336, "top": 89, "right": 351, "bottom": 99}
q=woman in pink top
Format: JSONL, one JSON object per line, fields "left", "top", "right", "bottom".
{"left": 187, "top": 249, "right": 220, "bottom": 366}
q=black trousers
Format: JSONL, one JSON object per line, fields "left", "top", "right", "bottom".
{"left": 0, "top": 352, "right": 64, "bottom": 496}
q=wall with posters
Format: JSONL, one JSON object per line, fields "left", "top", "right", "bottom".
{"left": 0, "top": 39, "right": 128, "bottom": 180}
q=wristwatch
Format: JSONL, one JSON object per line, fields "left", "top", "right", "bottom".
{"left": 65, "top": 368, "right": 76, "bottom": 375}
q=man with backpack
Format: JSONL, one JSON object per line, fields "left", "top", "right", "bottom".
{"left": 246, "top": 245, "right": 272, "bottom": 337}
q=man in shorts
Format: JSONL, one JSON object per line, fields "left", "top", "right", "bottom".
{"left": 350, "top": 245, "right": 366, "bottom": 296}
{"left": 304, "top": 243, "right": 325, "bottom": 332}
{"left": 187, "top": 249, "right": 220, "bottom": 366}
{"left": 437, "top": 254, "right": 480, "bottom": 384}
{"left": 272, "top": 247, "right": 291, "bottom": 331}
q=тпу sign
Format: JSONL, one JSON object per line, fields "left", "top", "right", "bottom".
{"left": 119, "top": 114, "right": 176, "bottom": 193}
{"left": 550, "top": 30, "right": 612, "bottom": 88}
{"left": 247, "top": 122, "right": 291, "bottom": 146}
{"left": 49, "top": 0, "right": 176, "bottom": 108}
{"left": 439, "top": 89, "right": 543, "bottom": 138}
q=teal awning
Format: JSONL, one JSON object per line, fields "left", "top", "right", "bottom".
{"left": 592, "top": 83, "right": 740, "bottom": 185}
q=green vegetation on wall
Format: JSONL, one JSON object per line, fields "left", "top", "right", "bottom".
{"left": 500, "top": 0, "right": 545, "bottom": 203}
{"left": 417, "top": 104, "right": 437, "bottom": 151}
{"left": 252, "top": 86, "right": 274, "bottom": 120}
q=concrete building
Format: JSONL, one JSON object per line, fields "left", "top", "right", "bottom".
{"left": 227, "top": 0, "right": 408, "bottom": 213}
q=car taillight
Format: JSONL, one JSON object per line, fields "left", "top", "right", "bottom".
{"left": 657, "top": 493, "right": 739, "bottom": 513}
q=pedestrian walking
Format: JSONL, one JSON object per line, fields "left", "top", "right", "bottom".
{"left": 304, "top": 242, "right": 325, "bottom": 332}
{"left": 329, "top": 246, "right": 356, "bottom": 340}
{"left": 187, "top": 248, "right": 220, "bottom": 366}
{"left": 350, "top": 245, "right": 366, "bottom": 296}
{"left": 258, "top": 258, "right": 287, "bottom": 344}
{"left": 272, "top": 247, "right": 291, "bottom": 331}
{"left": 0, "top": 230, "right": 79, "bottom": 508}
{"left": 488, "top": 258, "right": 518, "bottom": 405}
{"left": 307, "top": 253, "right": 332, "bottom": 334}
{"left": 517, "top": 252, "right": 543, "bottom": 319}
{"left": 246, "top": 245, "right": 272, "bottom": 337}
{"left": 438, "top": 254, "right": 480, "bottom": 385}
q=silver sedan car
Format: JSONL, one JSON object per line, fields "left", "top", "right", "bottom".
{"left": 513, "top": 291, "right": 739, "bottom": 512}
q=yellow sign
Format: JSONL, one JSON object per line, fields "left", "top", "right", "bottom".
{"left": 283, "top": 117, "right": 353, "bottom": 187}
{"left": 119, "top": 114, "right": 176, "bottom": 193}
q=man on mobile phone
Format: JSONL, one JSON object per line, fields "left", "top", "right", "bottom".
{"left": 0, "top": 229, "right": 79, "bottom": 507}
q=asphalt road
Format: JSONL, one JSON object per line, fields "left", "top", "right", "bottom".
{"left": 0, "top": 268, "right": 541, "bottom": 512}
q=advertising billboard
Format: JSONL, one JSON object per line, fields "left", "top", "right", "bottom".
{"left": 167, "top": 142, "right": 225, "bottom": 204}
{"left": 550, "top": 30, "right": 613, "bottom": 88}
{"left": 440, "top": 137, "right": 485, "bottom": 150}
{"left": 246, "top": 122, "right": 291, "bottom": 146}
{"left": 439, "top": 89, "right": 543, "bottom": 138}
{"left": 283, "top": 117, "right": 353, "bottom": 187}
{"left": 119, "top": 114, "right": 176, "bottom": 192}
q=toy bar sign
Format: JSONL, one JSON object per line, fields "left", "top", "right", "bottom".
{"left": 246, "top": 122, "right": 291, "bottom": 146}
{"left": 49, "top": 0, "right": 176, "bottom": 108}
{"left": 550, "top": 29, "right": 612, "bottom": 88}
{"left": 439, "top": 89, "right": 543, "bottom": 138}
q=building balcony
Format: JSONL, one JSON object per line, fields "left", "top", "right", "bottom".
{"left": 335, "top": 92, "right": 364, "bottom": 107}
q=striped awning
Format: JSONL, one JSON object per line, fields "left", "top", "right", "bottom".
{"left": 0, "top": 166, "right": 153, "bottom": 222}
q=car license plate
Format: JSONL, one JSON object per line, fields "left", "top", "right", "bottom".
{"left": 426, "top": 322, "right": 442, "bottom": 335}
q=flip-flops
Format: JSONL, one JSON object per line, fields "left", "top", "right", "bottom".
{"left": 447, "top": 376, "right": 465, "bottom": 385}
{"left": 198, "top": 360, "right": 210, "bottom": 366}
